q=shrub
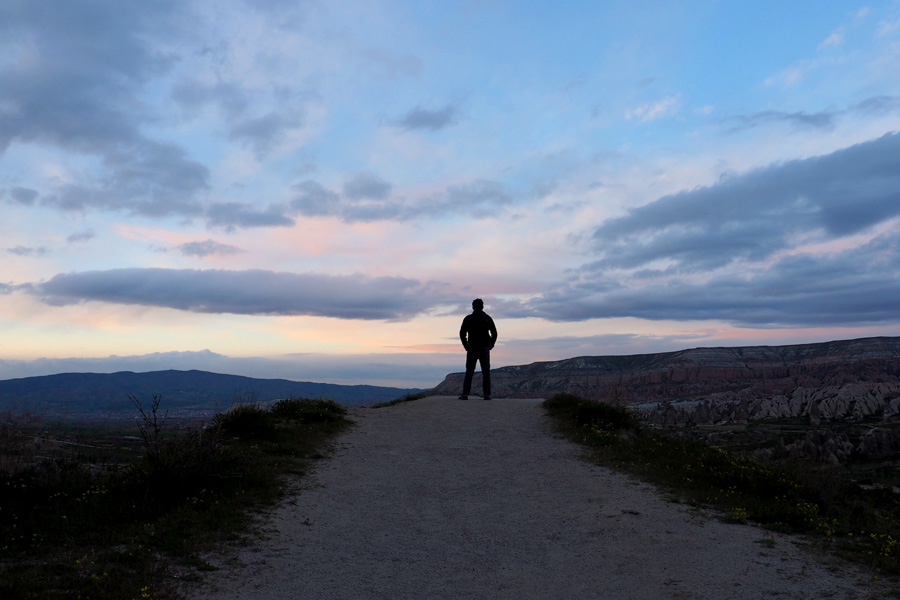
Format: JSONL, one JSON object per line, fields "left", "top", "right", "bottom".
{"left": 270, "top": 398, "right": 347, "bottom": 424}
{"left": 214, "top": 403, "right": 274, "bottom": 438}
{"left": 128, "top": 425, "right": 237, "bottom": 514}
{"left": 542, "top": 392, "right": 583, "bottom": 416}
{"left": 544, "top": 393, "right": 639, "bottom": 432}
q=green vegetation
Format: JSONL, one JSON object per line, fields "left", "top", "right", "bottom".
{"left": 544, "top": 392, "right": 900, "bottom": 575}
{"left": 0, "top": 397, "right": 350, "bottom": 600}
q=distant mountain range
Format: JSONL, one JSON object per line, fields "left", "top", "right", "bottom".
{"left": 0, "top": 370, "right": 425, "bottom": 419}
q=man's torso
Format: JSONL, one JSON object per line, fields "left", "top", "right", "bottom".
{"left": 463, "top": 311, "right": 495, "bottom": 348}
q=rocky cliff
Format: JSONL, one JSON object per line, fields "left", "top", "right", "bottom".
{"left": 433, "top": 337, "right": 900, "bottom": 422}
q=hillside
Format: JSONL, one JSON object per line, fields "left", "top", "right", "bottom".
{"left": 433, "top": 336, "right": 900, "bottom": 421}
{"left": 0, "top": 370, "right": 423, "bottom": 418}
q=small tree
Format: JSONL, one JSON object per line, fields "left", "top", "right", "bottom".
{"left": 129, "top": 394, "right": 168, "bottom": 460}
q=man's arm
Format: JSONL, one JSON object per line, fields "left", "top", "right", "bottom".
{"left": 459, "top": 317, "right": 469, "bottom": 350}
{"left": 489, "top": 317, "right": 498, "bottom": 349}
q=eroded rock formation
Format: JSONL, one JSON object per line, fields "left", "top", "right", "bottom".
{"left": 433, "top": 337, "right": 900, "bottom": 421}
{"left": 433, "top": 337, "right": 900, "bottom": 467}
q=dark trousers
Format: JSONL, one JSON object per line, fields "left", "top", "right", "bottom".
{"left": 462, "top": 346, "right": 491, "bottom": 397}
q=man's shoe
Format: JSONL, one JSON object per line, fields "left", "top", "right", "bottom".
{"left": 484, "top": 396, "right": 492, "bottom": 401}
{"left": 458, "top": 395, "right": 468, "bottom": 400}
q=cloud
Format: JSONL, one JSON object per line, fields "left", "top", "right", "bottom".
{"left": 817, "top": 32, "right": 844, "bottom": 51}
{"left": 289, "top": 177, "right": 513, "bottom": 223}
{"left": 0, "top": 2, "right": 537, "bottom": 231}
{"left": 418, "top": 179, "right": 513, "bottom": 219}
{"left": 877, "top": 17, "right": 900, "bottom": 37}
{"left": 45, "top": 141, "right": 208, "bottom": 218}
{"left": 359, "top": 48, "right": 423, "bottom": 79}
{"left": 592, "top": 131, "right": 900, "bottom": 270}
{"left": 0, "top": 1, "right": 209, "bottom": 218}
{"left": 391, "top": 104, "right": 459, "bottom": 131}
{"left": 27, "top": 268, "right": 456, "bottom": 320}
{"left": 625, "top": 95, "right": 680, "bottom": 122}
{"left": 292, "top": 177, "right": 403, "bottom": 222}
{"left": 764, "top": 64, "right": 807, "bottom": 87}
{"left": 66, "top": 229, "right": 95, "bottom": 244}
{"left": 170, "top": 79, "right": 249, "bottom": 118}
{"left": 0, "top": 1, "right": 176, "bottom": 152}
{"left": 342, "top": 173, "right": 393, "bottom": 200}
{"left": 854, "top": 95, "right": 900, "bottom": 116}
{"left": 521, "top": 132, "right": 900, "bottom": 327}
{"left": 177, "top": 239, "right": 244, "bottom": 257}
{"left": 229, "top": 110, "right": 303, "bottom": 158}
{"left": 205, "top": 202, "right": 294, "bottom": 230}
{"left": 291, "top": 180, "right": 340, "bottom": 217}
{"left": 727, "top": 96, "right": 900, "bottom": 134}
{"left": 292, "top": 176, "right": 403, "bottom": 222}
{"left": 7, "top": 246, "right": 47, "bottom": 257}
{"left": 9, "top": 187, "right": 38, "bottom": 206}
{"left": 728, "top": 109, "right": 836, "bottom": 132}
{"left": 529, "top": 232, "right": 900, "bottom": 326}
{"left": 444, "top": 179, "right": 511, "bottom": 209}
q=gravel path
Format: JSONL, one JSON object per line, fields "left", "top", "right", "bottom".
{"left": 195, "top": 396, "right": 881, "bottom": 599}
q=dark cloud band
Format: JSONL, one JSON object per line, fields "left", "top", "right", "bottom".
{"left": 29, "top": 268, "right": 451, "bottom": 320}
{"left": 290, "top": 177, "right": 512, "bottom": 223}
{"left": 592, "top": 131, "right": 900, "bottom": 272}
{"left": 523, "top": 132, "right": 900, "bottom": 327}
{"left": 391, "top": 104, "right": 459, "bottom": 131}
{"left": 177, "top": 239, "right": 244, "bottom": 257}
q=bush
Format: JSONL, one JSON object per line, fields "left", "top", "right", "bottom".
{"left": 129, "top": 425, "right": 238, "bottom": 514}
{"left": 214, "top": 403, "right": 274, "bottom": 438}
{"left": 270, "top": 398, "right": 347, "bottom": 424}
{"left": 544, "top": 393, "right": 639, "bottom": 432}
{"left": 542, "top": 392, "right": 583, "bottom": 416}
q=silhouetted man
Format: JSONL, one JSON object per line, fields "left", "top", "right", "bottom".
{"left": 459, "top": 298, "right": 497, "bottom": 400}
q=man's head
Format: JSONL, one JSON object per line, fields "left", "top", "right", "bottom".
{"left": 472, "top": 298, "right": 484, "bottom": 311}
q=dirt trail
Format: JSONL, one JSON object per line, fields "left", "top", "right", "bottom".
{"left": 195, "top": 396, "right": 880, "bottom": 599}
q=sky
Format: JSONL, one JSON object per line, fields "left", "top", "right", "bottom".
{"left": 2, "top": 0, "right": 900, "bottom": 388}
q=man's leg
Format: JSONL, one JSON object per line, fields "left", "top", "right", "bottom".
{"left": 462, "top": 349, "right": 478, "bottom": 396}
{"left": 480, "top": 347, "right": 491, "bottom": 398}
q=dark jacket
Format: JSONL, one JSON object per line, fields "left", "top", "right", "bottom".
{"left": 460, "top": 309, "right": 497, "bottom": 350}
